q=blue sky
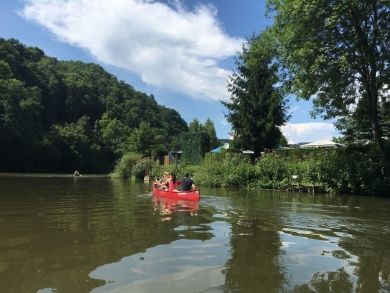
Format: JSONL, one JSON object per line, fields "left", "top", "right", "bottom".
{"left": 0, "top": 0, "right": 338, "bottom": 143}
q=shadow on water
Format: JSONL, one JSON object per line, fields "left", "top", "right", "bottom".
{"left": 0, "top": 177, "right": 390, "bottom": 292}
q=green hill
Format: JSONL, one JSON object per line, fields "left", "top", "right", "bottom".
{"left": 0, "top": 38, "right": 188, "bottom": 173}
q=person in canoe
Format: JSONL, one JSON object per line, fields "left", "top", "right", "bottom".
{"left": 154, "top": 171, "right": 169, "bottom": 190}
{"left": 168, "top": 172, "right": 178, "bottom": 191}
{"left": 180, "top": 173, "right": 196, "bottom": 191}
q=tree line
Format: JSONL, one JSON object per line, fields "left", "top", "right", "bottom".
{"left": 0, "top": 38, "right": 217, "bottom": 173}
{"left": 224, "top": 0, "right": 389, "bottom": 176}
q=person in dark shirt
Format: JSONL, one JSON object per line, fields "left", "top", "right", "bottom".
{"left": 180, "top": 173, "right": 195, "bottom": 191}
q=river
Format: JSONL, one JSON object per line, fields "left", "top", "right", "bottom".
{"left": 0, "top": 175, "right": 389, "bottom": 292}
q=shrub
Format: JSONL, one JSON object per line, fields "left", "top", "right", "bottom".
{"left": 255, "top": 154, "right": 289, "bottom": 189}
{"left": 180, "top": 132, "right": 210, "bottom": 164}
{"left": 111, "top": 152, "right": 142, "bottom": 179}
{"left": 204, "top": 146, "right": 388, "bottom": 195}
{"left": 115, "top": 144, "right": 389, "bottom": 196}
{"left": 321, "top": 144, "right": 390, "bottom": 195}
{"left": 149, "top": 160, "right": 164, "bottom": 179}
{"left": 131, "top": 157, "right": 152, "bottom": 181}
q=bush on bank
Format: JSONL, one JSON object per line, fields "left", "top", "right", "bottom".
{"left": 111, "top": 152, "right": 142, "bottom": 179}
{"left": 114, "top": 144, "right": 389, "bottom": 196}
{"left": 255, "top": 146, "right": 389, "bottom": 195}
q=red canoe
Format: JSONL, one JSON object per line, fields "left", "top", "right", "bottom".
{"left": 152, "top": 185, "right": 200, "bottom": 201}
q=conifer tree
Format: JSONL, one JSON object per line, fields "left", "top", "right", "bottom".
{"left": 222, "top": 33, "right": 287, "bottom": 157}
{"left": 204, "top": 118, "right": 219, "bottom": 149}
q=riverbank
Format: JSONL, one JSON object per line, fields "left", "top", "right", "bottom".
{"left": 115, "top": 144, "right": 389, "bottom": 197}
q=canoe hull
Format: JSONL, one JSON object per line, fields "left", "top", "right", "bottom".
{"left": 152, "top": 186, "right": 200, "bottom": 201}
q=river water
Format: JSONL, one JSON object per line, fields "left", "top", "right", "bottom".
{"left": 0, "top": 175, "right": 389, "bottom": 293}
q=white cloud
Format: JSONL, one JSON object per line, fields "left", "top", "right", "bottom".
{"left": 281, "top": 122, "right": 338, "bottom": 144}
{"left": 20, "top": 0, "right": 243, "bottom": 101}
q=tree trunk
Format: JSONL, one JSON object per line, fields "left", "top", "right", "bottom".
{"left": 370, "top": 95, "right": 385, "bottom": 157}
{"left": 368, "top": 81, "right": 388, "bottom": 175}
{"left": 367, "top": 0, "right": 388, "bottom": 174}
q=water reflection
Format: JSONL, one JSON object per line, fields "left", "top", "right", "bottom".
{"left": 292, "top": 268, "right": 354, "bottom": 292}
{"left": 152, "top": 196, "right": 199, "bottom": 220}
{"left": 90, "top": 192, "right": 229, "bottom": 292}
{"left": 90, "top": 225, "right": 230, "bottom": 293}
{"left": 218, "top": 191, "right": 286, "bottom": 292}
{"left": 277, "top": 193, "right": 390, "bottom": 292}
{"left": 1, "top": 177, "right": 390, "bottom": 292}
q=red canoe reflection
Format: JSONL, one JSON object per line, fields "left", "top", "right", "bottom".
{"left": 152, "top": 196, "right": 199, "bottom": 219}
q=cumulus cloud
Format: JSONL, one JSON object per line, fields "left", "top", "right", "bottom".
{"left": 20, "top": 0, "right": 243, "bottom": 101}
{"left": 281, "top": 122, "right": 338, "bottom": 144}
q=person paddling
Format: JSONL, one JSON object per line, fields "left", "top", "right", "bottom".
{"left": 180, "top": 173, "right": 195, "bottom": 191}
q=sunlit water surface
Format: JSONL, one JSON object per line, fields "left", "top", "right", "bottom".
{"left": 0, "top": 175, "right": 389, "bottom": 292}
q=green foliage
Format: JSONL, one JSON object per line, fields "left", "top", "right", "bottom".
{"left": 171, "top": 146, "right": 389, "bottom": 196}
{"left": 111, "top": 152, "right": 142, "bottom": 179}
{"left": 254, "top": 154, "right": 289, "bottom": 189}
{"left": 0, "top": 60, "right": 12, "bottom": 78}
{"left": 131, "top": 157, "right": 152, "bottom": 181}
{"left": 97, "top": 113, "right": 131, "bottom": 156}
{"left": 0, "top": 38, "right": 188, "bottom": 173}
{"left": 45, "top": 115, "right": 108, "bottom": 172}
{"left": 222, "top": 32, "right": 288, "bottom": 156}
{"left": 268, "top": 0, "right": 390, "bottom": 161}
{"left": 0, "top": 75, "right": 43, "bottom": 171}
{"left": 189, "top": 118, "right": 202, "bottom": 132}
{"left": 203, "top": 119, "right": 219, "bottom": 149}
{"left": 127, "top": 122, "right": 167, "bottom": 157}
{"left": 188, "top": 118, "right": 219, "bottom": 150}
{"left": 194, "top": 153, "right": 228, "bottom": 187}
{"left": 192, "top": 152, "right": 255, "bottom": 188}
{"left": 278, "top": 134, "right": 288, "bottom": 147}
{"left": 149, "top": 161, "right": 164, "bottom": 179}
{"left": 319, "top": 145, "right": 390, "bottom": 195}
{"left": 180, "top": 132, "right": 211, "bottom": 164}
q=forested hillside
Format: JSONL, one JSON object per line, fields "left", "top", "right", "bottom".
{"left": 0, "top": 38, "right": 188, "bottom": 173}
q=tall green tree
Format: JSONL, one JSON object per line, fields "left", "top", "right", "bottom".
{"left": 203, "top": 118, "right": 219, "bottom": 149}
{"left": 0, "top": 77, "right": 43, "bottom": 170}
{"left": 97, "top": 113, "right": 131, "bottom": 156}
{"left": 48, "top": 115, "right": 108, "bottom": 172}
{"left": 268, "top": 0, "right": 390, "bottom": 162}
{"left": 180, "top": 132, "right": 210, "bottom": 164}
{"left": 127, "top": 122, "right": 166, "bottom": 157}
{"left": 189, "top": 118, "right": 219, "bottom": 150}
{"left": 222, "top": 33, "right": 288, "bottom": 157}
{"left": 189, "top": 118, "right": 203, "bottom": 132}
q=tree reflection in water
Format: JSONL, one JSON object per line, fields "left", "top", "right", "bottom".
{"left": 292, "top": 268, "right": 353, "bottom": 292}
{"left": 224, "top": 218, "right": 286, "bottom": 292}
{"left": 222, "top": 191, "right": 286, "bottom": 293}
{"left": 339, "top": 235, "right": 390, "bottom": 292}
